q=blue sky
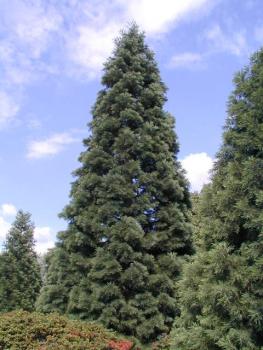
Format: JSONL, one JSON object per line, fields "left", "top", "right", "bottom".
{"left": 0, "top": 0, "right": 263, "bottom": 253}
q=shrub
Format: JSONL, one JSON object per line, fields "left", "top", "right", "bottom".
{"left": 0, "top": 310, "right": 135, "bottom": 350}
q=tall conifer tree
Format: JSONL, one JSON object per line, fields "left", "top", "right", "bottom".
{"left": 0, "top": 210, "right": 41, "bottom": 312}
{"left": 171, "top": 50, "right": 263, "bottom": 350}
{"left": 37, "top": 25, "right": 192, "bottom": 342}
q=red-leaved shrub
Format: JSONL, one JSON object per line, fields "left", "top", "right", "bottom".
{"left": 108, "top": 339, "right": 134, "bottom": 350}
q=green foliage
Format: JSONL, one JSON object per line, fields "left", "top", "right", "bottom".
{"left": 37, "top": 24, "right": 192, "bottom": 343}
{"left": 189, "top": 192, "right": 202, "bottom": 249}
{"left": 0, "top": 211, "right": 41, "bottom": 312}
{"left": 0, "top": 310, "right": 132, "bottom": 350}
{"left": 171, "top": 50, "right": 263, "bottom": 349}
{"left": 151, "top": 335, "right": 171, "bottom": 350}
{"left": 36, "top": 247, "right": 88, "bottom": 314}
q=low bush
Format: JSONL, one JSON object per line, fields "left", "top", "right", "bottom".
{"left": 0, "top": 310, "right": 135, "bottom": 350}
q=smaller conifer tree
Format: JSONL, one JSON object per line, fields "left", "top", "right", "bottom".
{"left": 0, "top": 210, "right": 41, "bottom": 312}
{"left": 171, "top": 49, "right": 263, "bottom": 350}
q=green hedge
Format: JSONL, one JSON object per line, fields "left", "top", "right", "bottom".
{"left": 0, "top": 310, "right": 134, "bottom": 350}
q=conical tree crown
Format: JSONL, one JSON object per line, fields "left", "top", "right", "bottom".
{"left": 59, "top": 24, "right": 192, "bottom": 253}
{"left": 172, "top": 49, "right": 263, "bottom": 350}
{"left": 5, "top": 211, "right": 35, "bottom": 254}
{"left": 37, "top": 25, "right": 192, "bottom": 343}
{"left": 0, "top": 210, "right": 41, "bottom": 312}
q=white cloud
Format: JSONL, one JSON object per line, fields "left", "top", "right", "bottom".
{"left": 0, "top": 203, "right": 16, "bottom": 240}
{"left": 169, "top": 52, "right": 204, "bottom": 69}
{"left": 1, "top": 203, "right": 17, "bottom": 217}
{"left": 35, "top": 240, "right": 55, "bottom": 254}
{"left": 169, "top": 23, "right": 249, "bottom": 71}
{"left": 34, "top": 226, "right": 55, "bottom": 254}
{"left": 124, "top": 0, "right": 211, "bottom": 35}
{"left": 205, "top": 24, "right": 248, "bottom": 56}
{"left": 67, "top": 22, "right": 119, "bottom": 79}
{"left": 0, "top": 91, "right": 19, "bottom": 127}
{"left": 0, "top": 0, "right": 215, "bottom": 84}
{"left": 0, "top": 0, "right": 216, "bottom": 120}
{"left": 0, "top": 0, "right": 62, "bottom": 87}
{"left": 65, "top": 0, "right": 212, "bottom": 77}
{"left": 181, "top": 152, "right": 213, "bottom": 192}
{"left": 27, "top": 132, "right": 77, "bottom": 159}
{"left": 0, "top": 217, "right": 11, "bottom": 239}
{"left": 11, "top": 1, "right": 62, "bottom": 59}
{"left": 34, "top": 226, "right": 52, "bottom": 240}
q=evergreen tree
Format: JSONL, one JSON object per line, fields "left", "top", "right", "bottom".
{"left": 0, "top": 210, "right": 41, "bottom": 312}
{"left": 171, "top": 49, "right": 263, "bottom": 350}
{"left": 37, "top": 25, "right": 192, "bottom": 343}
{"left": 189, "top": 192, "right": 203, "bottom": 249}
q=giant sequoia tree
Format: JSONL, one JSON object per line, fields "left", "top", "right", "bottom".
{"left": 171, "top": 50, "right": 263, "bottom": 349}
{"left": 0, "top": 211, "right": 41, "bottom": 312}
{"left": 37, "top": 25, "right": 192, "bottom": 342}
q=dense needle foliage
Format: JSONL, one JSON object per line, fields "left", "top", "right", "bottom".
{"left": 37, "top": 25, "right": 192, "bottom": 343}
{"left": 0, "top": 211, "right": 41, "bottom": 312}
{"left": 171, "top": 49, "right": 263, "bottom": 350}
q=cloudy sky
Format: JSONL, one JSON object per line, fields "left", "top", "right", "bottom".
{"left": 0, "top": 0, "right": 262, "bottom": 253}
